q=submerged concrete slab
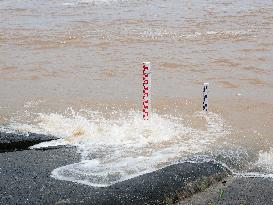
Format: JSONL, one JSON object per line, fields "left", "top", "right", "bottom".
{"left": 0, "top": 131, "right": 57, "bottom": 152}
{"left": 0, "top": 146, "right": 230, "bottom": 205}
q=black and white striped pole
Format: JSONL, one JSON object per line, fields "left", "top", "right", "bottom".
{"left": 203, "top": 83, "right": 209, "bottom": 112}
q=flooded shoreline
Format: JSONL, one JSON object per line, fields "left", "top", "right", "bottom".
{"left": 1, "top": 0, "right": 273, "bottom": 189}
{"left": 0, "top": 96, "right": 272, "bottom": 187}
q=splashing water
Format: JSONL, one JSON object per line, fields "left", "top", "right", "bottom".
{"left": 255, "top": 149, "right": 273, "bottom": 173}
{"left": 4, "top": 108, "right": 231, "bottom": 187}
{"left": 233, "top": 149, "right": 273, "bottom": 179}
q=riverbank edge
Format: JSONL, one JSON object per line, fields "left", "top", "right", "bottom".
{"left": 0, "top": 132, "right": 231, "bottom": 204}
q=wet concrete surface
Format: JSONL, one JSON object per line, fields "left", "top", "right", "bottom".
{"left": 0, "top": 131, "right": 57, "bottom": 152}
{"left": 0, "top": 146, "right": 230, "bottom": 205}
{"left": 179, "top": 176, "right": 273, "bottom": 205}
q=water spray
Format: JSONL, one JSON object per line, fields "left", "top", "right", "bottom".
{"left": 142, "top": 62, "right": 151, "bottom": 120}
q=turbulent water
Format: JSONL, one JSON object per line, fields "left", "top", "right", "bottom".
{"left": 0, "top": 0, "right": 273, "bottom": 187}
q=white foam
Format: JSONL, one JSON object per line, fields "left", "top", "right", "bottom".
{"left": 29, "top": 139, "right": 71, "bottom": 149}
{"left": 230, "top": 148, "right": 273, "bottom": 179}
{"left": 6, "top": 109, "right": 230, "bottom": 187}
{"left": 235, "top": 172, "right": 273, "bottom": 179}
{"left": 255, "top": 148, "right": 273, "bottom": 172}
{"left": 78, "top": 0, "right": 120, "bottom": 4}
{"left": 59, "top": 0, "right": 122, "bottom": 7}
{"left": 140, "top": 29, "right": 253, "bottom": 41}
{"left": 62, "top": 2, "right": 75, "bottom": 6}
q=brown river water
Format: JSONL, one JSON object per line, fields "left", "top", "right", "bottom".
{"left": 0, "top": 0, "right": 273, "bottom": 186}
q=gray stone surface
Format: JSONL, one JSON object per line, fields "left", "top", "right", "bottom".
{"left": 179, "top": 176, "right": 273, "bottom": 205}
{"left": 0, "top": 147, "right": 230, "bottom": 205}
{"left": 0, "top": 131, "right": 57, "bottom": 152}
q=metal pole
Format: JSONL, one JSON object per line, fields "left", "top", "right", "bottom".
{"left": 203, "top": 83, "right": 209, "bottom": 112}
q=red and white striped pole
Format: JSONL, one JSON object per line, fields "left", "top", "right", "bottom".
{"left": 142, "top": 62, "right": 151, "bottom": 120}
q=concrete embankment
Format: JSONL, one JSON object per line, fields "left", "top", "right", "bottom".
{"left": 0, "top": 131, "right": 230, "bottom": 205}
{"left": 0, "top": 131, "right": 57, "bottom": 152}
{"left": 179, "top": 176, "right": 273, "bottom": 205}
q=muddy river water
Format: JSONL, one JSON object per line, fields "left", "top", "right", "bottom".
{"left": 0, "top": 0, "right": 273, "bottom": 186}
